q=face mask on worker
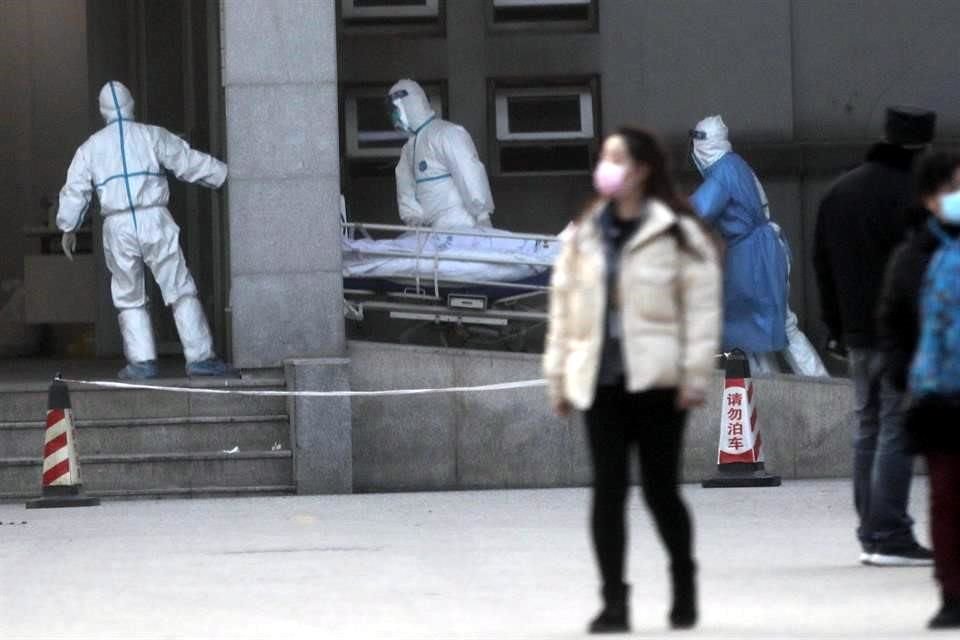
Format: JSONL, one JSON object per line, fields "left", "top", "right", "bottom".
{"left": 387, "top": 88, "right": 411, "bottom": 134}
{"left": 390, "top": 106, "right": 409, "bottom": 133}
{"left": 939, "top": 188, "right": 960, "bottom": 224}
{"left": 593, "top": 160, "right": 630, "bottom": 198}
{"left": 387, "top": 80, "right": 436, "bottom": 135}
{"left": 688, "top": 129, "right": 707, "bottom": 172}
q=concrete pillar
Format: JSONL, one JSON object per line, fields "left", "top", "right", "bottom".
{"left": 285, "top": 358, "right": 352, "bottom": 494}
{"left": 222, "top": 0, "right": 344, "bottom": 368}
{"left": 222, "top": 1, "right": 351, "bottom": 494}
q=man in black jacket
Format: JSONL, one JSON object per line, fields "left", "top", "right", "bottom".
{"left": 813, "top": 106, "right": 936, "bottom": 566}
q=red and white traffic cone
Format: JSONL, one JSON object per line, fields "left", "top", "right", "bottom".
{"left": 702, "top": 350, "right": 781, "bottom": 488}
{"left": 26, "top": 378, "right": 100, "bottom": 508}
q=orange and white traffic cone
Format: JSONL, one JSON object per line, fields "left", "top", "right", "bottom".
{"left": 25, "top": 378, "right": 100, "bottom": 508}
{"left": 702, "top": 350, "right": 781, "bottom": 488}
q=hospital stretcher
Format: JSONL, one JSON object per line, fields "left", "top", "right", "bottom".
{"left": 341, "top": 222, "right": 559, "bottom": 350}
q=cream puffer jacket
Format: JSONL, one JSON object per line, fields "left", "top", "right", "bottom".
{"left": 543, "top": 199, "right": 722, "bottom": 410}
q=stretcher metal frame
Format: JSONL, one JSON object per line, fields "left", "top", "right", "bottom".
{"left": 341, "top": 222, "right": 557, "bottom": 338}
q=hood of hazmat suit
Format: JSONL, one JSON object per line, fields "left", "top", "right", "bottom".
{"left": 388, "top": 79, "right": 436, "bottom": 135}
{"left": 690, "top": 115, "right": 732, "bottom": 174}
{"left": 99, "top": 81, "right": 135, "bottom": 123}
{"left": 389, "top": 79, "right": 494, "bottom": 229}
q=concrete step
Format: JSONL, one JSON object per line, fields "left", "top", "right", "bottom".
{"left": 0, "top": 451, "right": 293, "bottom": 497}
{"left": 0, "top": 373, "right": 295, "bottom": 500}
{"left": 0, "top": 377, "right": 288, "bottom": 422}
{"left": 0, "top": 415, "right": 290, "bottom": 457}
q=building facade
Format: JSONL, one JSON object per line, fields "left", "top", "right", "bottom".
{"left": 3, "top": 0, "right": 960, "bottom": 366}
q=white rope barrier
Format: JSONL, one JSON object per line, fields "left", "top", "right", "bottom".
{"left": 57, "top": 376, "right": 547, "bottom": 398}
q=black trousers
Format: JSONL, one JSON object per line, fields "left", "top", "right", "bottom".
{"left": 585, "top": 384, "right": 693, "bottom": 594}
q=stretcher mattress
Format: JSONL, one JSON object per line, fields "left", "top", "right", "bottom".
{"left": 341, "top": 229, "right": 560, "bottom": 281}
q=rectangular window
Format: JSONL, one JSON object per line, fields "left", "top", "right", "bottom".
{"left": 341, "top": 0, "right": 441, "bottom": 25}
{"left": 343, "top": 84, "right": 445, "bottom": 160}
{"left": 489, "top": 78, "right": 599, "bottom": 175}
{"left": 488, "top": 0, "right": 596, "bottom": 32}
{"left": 495, "top": 87, "right": 594, "bottom": 141}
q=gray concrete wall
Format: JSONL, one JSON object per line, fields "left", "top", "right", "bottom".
{"left": 339, "top": 0, "right": 960, "bottom": 357}
{"left": 347, "top": 341, "right": 858, "bottom": 492}
{"left": 222, "top": 0, "right": 345, "bottom": 367}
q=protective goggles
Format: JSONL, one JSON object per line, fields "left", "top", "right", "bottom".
{"left": 386, "top": 89, "right": 409, "bottom": 108}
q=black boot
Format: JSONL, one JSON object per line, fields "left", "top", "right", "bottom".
{"left": 588, "top": 583, "right": 630, "bottom": 634}
{"left": 669, "top": 562, "right": 697, "bottom": 630}
{"left": 929, "top": 593, "right": 960, "bottom": 629}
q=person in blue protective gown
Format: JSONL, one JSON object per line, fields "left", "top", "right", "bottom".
{"left": 689, "top": 116, "right": 792, "bottom": 374}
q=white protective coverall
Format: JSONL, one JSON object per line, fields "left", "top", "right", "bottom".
{"left": 57, "top": 81, "right": 227, "bottom": 372}
{"left": 389, "top": 79, "right": 494, "bottom": 229}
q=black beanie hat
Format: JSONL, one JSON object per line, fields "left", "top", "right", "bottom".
{"left": 885, "top": 106, "right": 936, "bottom": 146}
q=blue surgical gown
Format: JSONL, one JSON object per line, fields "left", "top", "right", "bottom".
{"left": 691, "top": 153, "right": 788, "bottom": 353}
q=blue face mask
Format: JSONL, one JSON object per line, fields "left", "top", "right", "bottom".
{"left": 939, "top": 189, "right": 960, "bottom": 224}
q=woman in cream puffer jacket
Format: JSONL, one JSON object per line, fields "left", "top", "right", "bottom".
{"left": 543, "top": 128, "right": 721, "bottom": 634}
{"left": 543, "top": 198, "right": 721, "bottom": 410}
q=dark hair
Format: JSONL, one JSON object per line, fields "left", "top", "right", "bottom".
{"left": 914, "top": 151, "right": 960, "bottom": 199}
{"left": 612, "top": 126, "right": 697, "bottom": 217}
{"left": 580, "top": 127, "right": 715, "bottom": 257}
{"left": 572, "top": 126, "right": 718, "bottom": 258}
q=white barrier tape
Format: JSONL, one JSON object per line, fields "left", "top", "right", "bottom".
{"left": 57, "top": 377, "right": 547, "bottom": 398}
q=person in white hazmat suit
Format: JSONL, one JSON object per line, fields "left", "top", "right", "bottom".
{"left": 689, "top": 115, "right": 828, "bottom": 377}
{"left": 388, "top": 79, "right": 495, "bottom": 229}
{"left": 57, "top": 81, "right": 236, "bottom": 380}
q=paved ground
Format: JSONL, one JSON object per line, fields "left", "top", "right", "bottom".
{"left": 0, "top": 480, "right": 940, "bottom": 639}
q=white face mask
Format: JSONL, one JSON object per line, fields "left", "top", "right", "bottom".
{"left": 939, "top": 189, "right": 960, "bottom": 224}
